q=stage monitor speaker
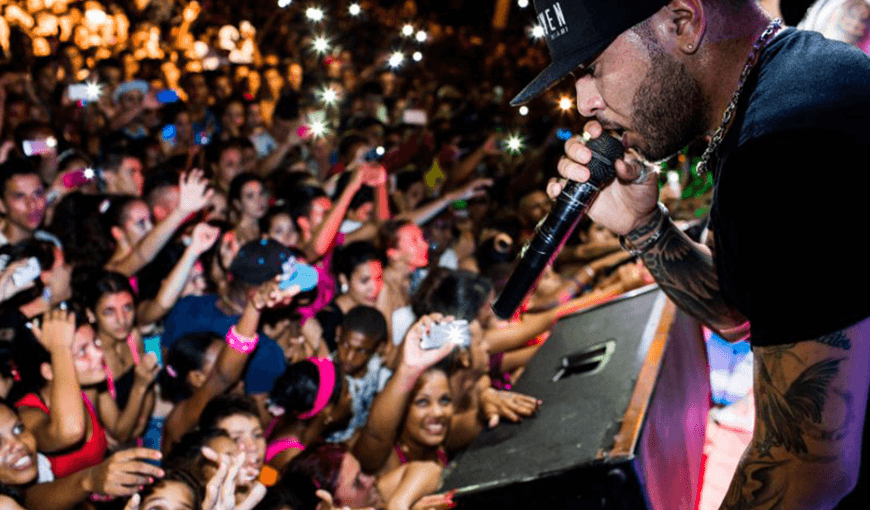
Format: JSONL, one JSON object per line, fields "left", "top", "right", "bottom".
{"left": 443, "top": 285, "right": 710, "bottom": 510}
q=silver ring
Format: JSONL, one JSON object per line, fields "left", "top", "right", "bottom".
{"left": 630, "top": 161, "right": 650, "bottom": 185}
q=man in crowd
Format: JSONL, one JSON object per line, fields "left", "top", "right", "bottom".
{"left": 517, "top": 0, "right": 870, "bottom": 507}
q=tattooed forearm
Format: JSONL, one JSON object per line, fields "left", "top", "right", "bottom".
{"left": 817, "top": 331, "right": 852, "bottom": 350}
{"left": 639, "top": 222, "right": 748, "bottom": 339}
{"left": 721, "top": 454, "right": 789, "bottom": 510}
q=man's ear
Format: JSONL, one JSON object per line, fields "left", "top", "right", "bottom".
{"left": 662, "top": 0, "right": 706, "bottom": 55}
{"left": 0, "top": 199, "right": 6, "bottom": 215}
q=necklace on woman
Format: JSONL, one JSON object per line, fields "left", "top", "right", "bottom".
{"left": 695, "top": 18, "right": 783, "bottom": 176}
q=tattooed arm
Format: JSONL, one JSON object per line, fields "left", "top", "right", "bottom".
{"left": 626, "top": 216, "right": 750, "bottom": 341}
{"left": 720, "top": 320, "right": 870, "bottom": 510}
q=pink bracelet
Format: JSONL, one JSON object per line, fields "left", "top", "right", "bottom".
{"left": 226, "top": 325, "right": 259, "bottom": 354}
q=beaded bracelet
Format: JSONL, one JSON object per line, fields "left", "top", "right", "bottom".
{"left": 619, "top": 203, "right": 670, "bottom": 257}
{"left": 226, "top": 325, "right": 259, "bottom": 354}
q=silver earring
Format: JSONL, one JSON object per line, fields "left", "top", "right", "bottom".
{"left": 341, "top": 283, "right": 348, "bottom": 293}
{"left": 687, "top": 43, "right": 694, "bottom": 50}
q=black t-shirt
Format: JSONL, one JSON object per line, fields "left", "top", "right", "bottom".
{"left": 710, "top": 28, "right": 870, "bottom": 509}
{"left": 711, "top": 27, "right": 870, "bottom": 347}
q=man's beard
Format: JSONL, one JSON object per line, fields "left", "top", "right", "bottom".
{"left": 631, "top": 49, "right": 709, "bottom": 162}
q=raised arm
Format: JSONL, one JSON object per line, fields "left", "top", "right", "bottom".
{"left": 25, "top": 447, "right": 163, "bottom": 510}
{"left": 161, "top": 280, "right": 300, "bottom": 450}
{"left": 396, "top": 178, "right": 493, "bottom": 226}
{"left": 353, "top": 314, "right": 454, "bottom": 474}
{"left": 720, "top": 319, "right": 870, "bottom": 509}
{"left": 97, "top": 349, "right": 158, "bottom": 443}
{"left": 137, "top": 222, "right": 219, "bottom": 324}
{"left": 21, "top": 309, "right": 86, "bottom": 453}
{"left": 107, "top": 170, "right": 212, "bottom": 277}
{"left": 303, "top": 167, "right": 364, "bottom": 260}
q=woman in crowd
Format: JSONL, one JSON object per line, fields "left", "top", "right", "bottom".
{"left": 263, "top": 358, "right": 351, "bottom": 471}
{"left": 0, "top": 395, "right": 165, "bottom": 510}
{"left": 82, "top": 270, "right": 157, "bottom": 445}
{"left": 228, "top": 173, "right": 268, "bottom": 247}
{"left": 260, "top": 205, "right": 299, "bottom": 249}
{"left": 377, "top": 220, "right": 429, "bottom": 342}
{"left": 315, "top": 240, "right": 384, "bottom": 352}
{"left": 11, "top": 307, "right": 107, "bottom": 479}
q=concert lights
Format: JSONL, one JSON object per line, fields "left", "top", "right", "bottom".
{"left": 412, "top": 51, "right": 423, "bottom": 62}
{"left": 388, "top": 51, "right": 404, "bottom": 68}
{"left": 531, "top": 25, "right": 545, "bottom": 38}
{"left": 305, "top": 7, "right": 324, "bottom": 22}
{"left": 318, "top": 86, "right": 339, "bottom": 106}
{"left": 277, "top": 0, "right": 292, "bottom": 7}
{"left": 518, "top": 0, "right": 529, "bottom": 7}
{"left": 312, "top": 35, "right": 330, "bottom": 54}
{"left": 415, "top": 30, "right": 427, "bottom": 42}
{"left": 402, "top": 24, "right": 414, "bottom": 37}
{"left": 559, "top": 96, "right": 573, "bottom": 111}
{"left": 505, "top": 134, "right": 525, "bottom": 154}
{"left": 519, "top": 105, "right": 529, "bottom": 116}
{"left": 85, "top": 80, "right": 103, "bottom": 101}
{"left": 348, "top": 3, "right": 361, "bottom": 15}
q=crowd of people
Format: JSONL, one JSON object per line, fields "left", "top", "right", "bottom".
{"left": 0, "top": 0, "right": 687, "bottom": 509}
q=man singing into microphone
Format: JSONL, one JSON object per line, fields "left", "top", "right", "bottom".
{"left": 513, "top": 0, "right": 870, "bottom": 508}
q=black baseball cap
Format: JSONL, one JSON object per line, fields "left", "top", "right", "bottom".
{"left": 229, "top": 238, "right": 293, "bottom": 285}
{"left": 510, "top": 0, "right": 668, "bottom": 106}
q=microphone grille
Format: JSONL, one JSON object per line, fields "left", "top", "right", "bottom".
{"left": 586, "top": 134, "right": 624, "bottom": 183}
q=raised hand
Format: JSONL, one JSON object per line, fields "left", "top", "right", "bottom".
{"left": 189, "top": 222, "right": 221, "bottom": 255}
{"left": 178, "top": 169, "right": 213, "bottom": 214}
{"left": 85, "top": 448, "right": 164, "bottom": 497}
{"left": 360, "top": 163, "right": 388, "bottom": 187}
{"left": 33, "top": 308, "right": 77, "bottom": 352}
{"left": 453, "top": 177, "right": 493, "bottom": 201}
{"left": 250, "top": 277, "right": 301, "bottom": 311}
{"left": 400, "top": 314, "right": 456, "bottom": 374}
{"left": 548, "top": 120, "right": 659, "bottom": 236}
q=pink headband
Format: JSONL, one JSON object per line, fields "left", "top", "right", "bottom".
{"left": 297, "top": 357, "right": 336, "bottom": 420}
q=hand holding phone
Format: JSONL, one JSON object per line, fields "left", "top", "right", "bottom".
{"left": 279, "top": 257, "right": 318, "bottom": 291}
{"left": 421, "top": 320, "right": 471, "bottom": 350}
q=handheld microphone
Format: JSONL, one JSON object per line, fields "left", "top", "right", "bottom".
{"left": 492, "top": 134, "right": 624, "bottom": 319}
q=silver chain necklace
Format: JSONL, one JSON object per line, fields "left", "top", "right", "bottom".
{"left": 695, "top": 18, "right": 783, "bottom": 176}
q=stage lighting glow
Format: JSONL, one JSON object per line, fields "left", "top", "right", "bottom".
{"left": 309, "top": 119, "right": 328, "bottom": 138}
{"left": 85, "top": 80, "right": 103, "bottom": 100}
{"left": 312, "top": 35, "right": 330, "bottom": 54}
{"left": 305, "top": 7, "right": 324, "bottom": 21}
{"left": 518, "top": 0, "right": 529, "bottom": 7}
{"left": 277, "top": 0, "right": 292, "bottom": 7}
{"left": 349, "top": 3, "right": 361, "bottom": 15}
{"left": 388, "top": 51, "right": 404, "bottom": 68}
{"left": 318, "top": 86, "right": 339, "bottom": 106}
{"left": 415, "top": 30, "right": 427, "bottom": 42}
{"left": 402, "top": 24, "right": 414, "bottom": 36}
{"left": 559, "top": 96, "right": 573, "bottom": 110}
{"left": 412, "top": 51, "right": 422, "bottom": 62}
{"left": 519, "top": 105, "right": 529, "bottom": 116}
{"left": 505, "top": 134, "right": 525, "bottom": 154}
{"left": 531, "top": 25, "right": 545, "bottom": 38}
